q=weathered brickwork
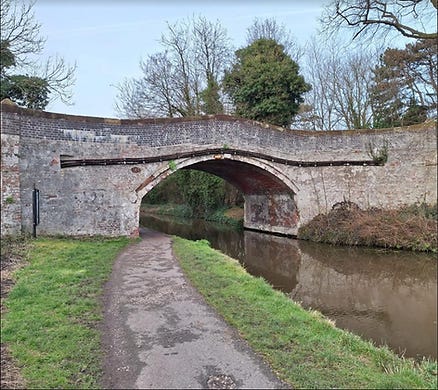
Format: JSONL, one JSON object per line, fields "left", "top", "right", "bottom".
{"left": 1, "top": 133, "right": 22, "bottom": 235}
{"left": 1, "top": 101, "right": 437, "bottom": 237}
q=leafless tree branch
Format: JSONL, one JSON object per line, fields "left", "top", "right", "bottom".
{"left": 115, "top": 16, "right": 231, "bottom": 119}
{"left": 322, "top": 0, "right": 437, "bottom": 41}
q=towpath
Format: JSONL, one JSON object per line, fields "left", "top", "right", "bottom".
{"left": 101, "top": 228, "right": 289, "bottom": 389}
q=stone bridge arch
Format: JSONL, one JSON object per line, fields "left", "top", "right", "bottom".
{"left": 1, "top": 101, "right": 436, "bottom": 237}
{"left": 137, "top": 154, "right": 301, "bottom": 235}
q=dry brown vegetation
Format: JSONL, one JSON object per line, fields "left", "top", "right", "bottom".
{"left": 298, "top": 202, "right": 437, "bottom": 252}
{"left": 224, "top": 206, "right": 244, "bottom": 220}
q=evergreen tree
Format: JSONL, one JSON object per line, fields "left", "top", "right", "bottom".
{"left": 370, "top": 39, "right": 437, "bottom": 128}
{"left": 223, "top": 39, "right": 310, "bottom": 128}
{"left": 200, "top": 76, "right": 223, "bottom": 115}
{"left": 0, "top": 74, "right": 49, "bottom": 109}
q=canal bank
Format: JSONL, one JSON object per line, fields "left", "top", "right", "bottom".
{"left": 172, "top": 235, "right": 436, "bottom": 389}
{"left": 140, "top": 212, "right": 437, "bottom": 360}
{"left": 298, "top": 202, "right": 437, "bottom": 253}
{"left": 1, "top": 232, "right": 436, "bottom": 388}
{"left": 141, "top": 202, "right": 437, "bottom": 253}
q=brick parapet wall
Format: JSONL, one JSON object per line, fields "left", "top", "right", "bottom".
{"left": 1, "top": 101, "right": 436, "bottom": 160}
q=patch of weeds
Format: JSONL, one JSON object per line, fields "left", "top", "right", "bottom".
{"left": 367, "top": 139, "right": 389, "bottom": 164}
{"left": 5, "top": 196, "right": 15, "bottom": 204}
{"left": 168, "top": 160, "right": 177, "bottom": 171}
{"left": 298, "top": 203, "right": 437, "bottom": 252}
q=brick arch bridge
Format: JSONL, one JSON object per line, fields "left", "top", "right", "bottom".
{"left": 1, "top": 100, "right": 436, "bottom": 237}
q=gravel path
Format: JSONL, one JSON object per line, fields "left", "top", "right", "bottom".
{"left": 101, "top": 228, "right": 289, "bottom": 389}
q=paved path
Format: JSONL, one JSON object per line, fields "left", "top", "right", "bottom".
{"left": 101, "top": 228, "right": 289, "bottom": 389}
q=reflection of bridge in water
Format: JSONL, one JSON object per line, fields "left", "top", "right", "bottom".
{"left": 1, "top": 101, "right": 436, "bottom": 238}
{"left": 244, "top": 231, "right": 437, "bottom": 360}
{"left": 139, "top": 213, "right": 437, "bottom": 360}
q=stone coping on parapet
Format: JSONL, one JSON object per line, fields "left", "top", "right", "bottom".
{"left": 1, "top": 98, "right": 436, "bottom": 137}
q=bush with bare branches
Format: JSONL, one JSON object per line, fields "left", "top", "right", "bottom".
{"left": 298, "top": 203, "right": 437, "bottom": 252}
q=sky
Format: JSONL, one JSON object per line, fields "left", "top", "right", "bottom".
{"left": 32, "top": 0, "right": 327, "bottom": 118}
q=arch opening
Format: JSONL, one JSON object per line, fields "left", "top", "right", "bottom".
{"left": 138, "top": 156, "right": 300, "bottom": 236}
{"left": 141, "top": 167, "right": 242, "bottom": 219}
{"left": 185, "top": 159, "right": 292, "bottom": 195}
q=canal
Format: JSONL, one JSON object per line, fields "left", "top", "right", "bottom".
{"left": 140, "top": 213, "right": 437, "bottom": 360}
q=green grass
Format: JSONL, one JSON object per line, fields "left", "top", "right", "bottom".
{"left": 141, "top": 203, "right": 244, "bottom": 228}
{"left": 3, "top": 234, "right": 436, "bottom": 389}
{"left": 172, "top": 236, "right": 437, "bottom": 389}
{"left": 141, "top": 202, "right": 194, "bottom": 218}
{"left": 1, "top": 236, "right": 130, "bottom": 389}
{"left": 207, "top": 207, "right": 244, "bottom": 228}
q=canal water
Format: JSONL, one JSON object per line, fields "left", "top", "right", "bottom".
{"left": 140, "top": 213, "right": 437, "bottom": 360}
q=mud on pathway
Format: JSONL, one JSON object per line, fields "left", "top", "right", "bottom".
{"left": 101, "top": 228, "right": 288, "bottom": 389}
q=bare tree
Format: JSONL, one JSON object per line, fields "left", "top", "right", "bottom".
{"left": 115, "top": 16, "right": 231, "bottom": 119}
{"left": 1, "top": 0, "right": 76, "bottom": 106}
{"left": 0, "top": 0, "right": 44, "bottom": 69}
{"left": 193, "top": 16, "right": 231, "bottom": 82}
{"left": 37, "top": 55, "right": 76, "bottom": 105}
{"left": 161, "top": 20, "right": 201, "bottom": 117}
{"left": 333, "top": 51, "right": 377, "bottom": 129}
{"left": 246, "top": 17, "right": 303, "bottom": 63}
{"left": 114, "top": 78, "right": 149, "bottom": 119}
{"left": 297, "top": 38, "right": 342, "bottom": 130}
{"left": 322, "top": 0, "right": 437, "bottom": 41}
{"left": 295, "top": 37, "right": 380, "bottom": 130}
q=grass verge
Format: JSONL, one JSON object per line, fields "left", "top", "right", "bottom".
{"left": 1, "top": 235, "right": 31, "bottom": 389}
{"left": 172, "top": 236, "right": 437, "bottom": 389}
{"left": 1, "top": 236, "right": 130, "bottom": 389}
{"left": 140, "top": 203, "right": 193, "bottom": 218}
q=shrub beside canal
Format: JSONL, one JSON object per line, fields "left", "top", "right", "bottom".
{"left": 298, "top": 202, "right": 437, "bottom": 253}
{"left": 173, "top": 236, "right": 437, "bottom": 389}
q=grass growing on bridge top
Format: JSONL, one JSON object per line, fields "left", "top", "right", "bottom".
{"left": 172, "top": 236, "right": 437, "bottom": 389}
{"left": 1, "top": 236, "right": 130, "bottom": 389}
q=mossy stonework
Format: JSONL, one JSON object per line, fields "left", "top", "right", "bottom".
{"left": 1, "top": 100, "right": 436, "bottom": 237}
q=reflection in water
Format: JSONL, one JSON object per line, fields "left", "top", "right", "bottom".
{"left": 140, "top": 213, "right": 437, "bottom": 360}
